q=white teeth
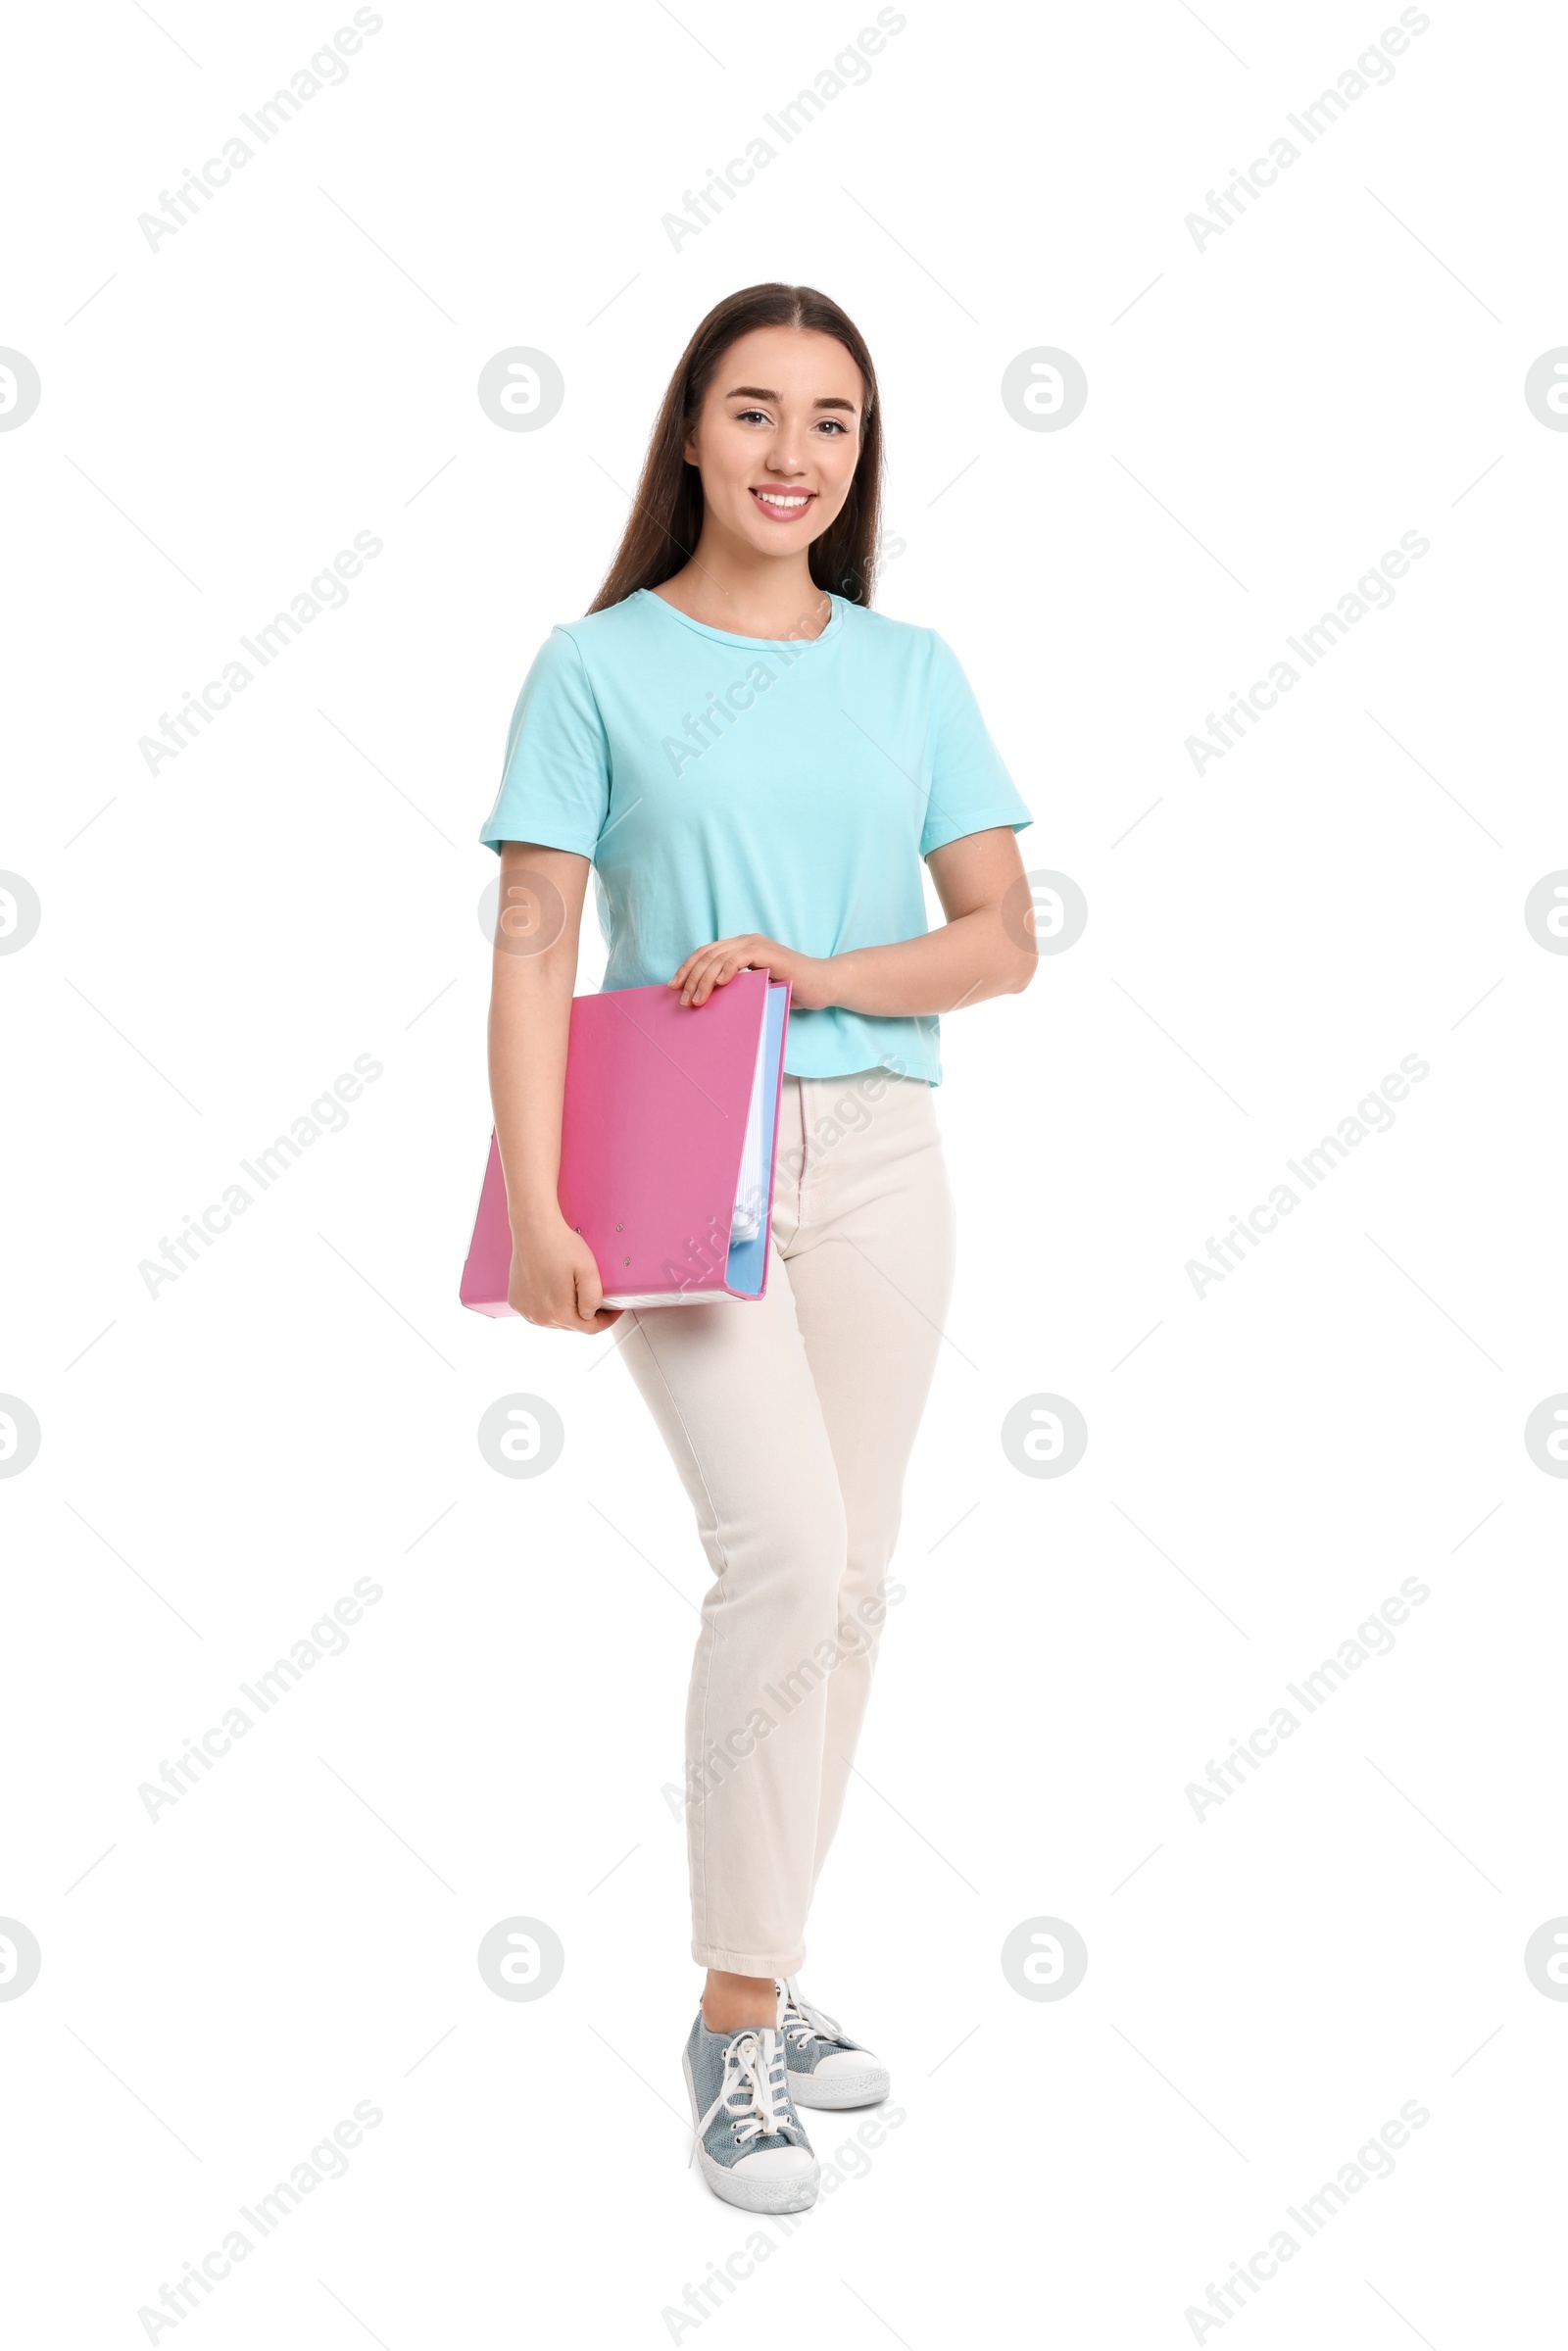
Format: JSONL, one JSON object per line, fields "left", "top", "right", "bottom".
{"left": 755, "top": 491, "right": 809, "bottom": 508}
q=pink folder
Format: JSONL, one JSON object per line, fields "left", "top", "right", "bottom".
{"left": 460, "top": 971, "right": 792, "bottom": 1315}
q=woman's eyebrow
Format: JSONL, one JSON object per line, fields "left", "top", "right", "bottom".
{"left": 722, "top": 384, "right": 859, "bottom": 413}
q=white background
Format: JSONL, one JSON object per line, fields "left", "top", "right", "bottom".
{"left": 4, "top": 0, "right": 1566, "bottom": 2342}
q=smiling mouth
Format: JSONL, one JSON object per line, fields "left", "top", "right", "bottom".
{"left": 750, "top": 487, "right": 816, "bottom": 519}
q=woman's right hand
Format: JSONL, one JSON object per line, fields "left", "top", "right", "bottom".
{"left": 507, "top": 1211, "right": 623, "bottom": 1334}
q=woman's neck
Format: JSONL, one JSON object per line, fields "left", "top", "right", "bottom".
{"left": 651, "top": 538, "right": 832, "bottom": 642}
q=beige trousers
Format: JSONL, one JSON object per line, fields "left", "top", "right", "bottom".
{"left": 619, "top": 1066, "right": 956, "bottom": 1975}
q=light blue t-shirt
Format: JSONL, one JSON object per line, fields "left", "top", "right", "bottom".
{"left": 478, "top": 587, "right": 1033, "bottom": 1083}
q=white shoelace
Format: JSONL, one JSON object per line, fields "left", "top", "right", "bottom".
{"left": 693, "top": 2026, "right": 805, "bottom": 2163}
{"left": 776, "top": 1974, "right": 844, "bottom": 2051}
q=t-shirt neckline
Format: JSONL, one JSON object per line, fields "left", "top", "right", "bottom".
{"left": 636, "top": 585, "right": 845, "bottom": 652}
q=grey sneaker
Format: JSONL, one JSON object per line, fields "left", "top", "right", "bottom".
{"left": 775, "top": 1976, "right": 891, "bottom": 2109}
{"left": 683, "top": 2016, "right": 819, "bottom": 2212}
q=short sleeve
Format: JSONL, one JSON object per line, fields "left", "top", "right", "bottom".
{"left": 918, "top": 631, "right": 1034, "bottom": 858}
{"left": 477, "top": 627, "right": 612, "bottom": 857}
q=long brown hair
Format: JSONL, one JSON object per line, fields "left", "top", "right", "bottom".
{"left": 586, "top": 283, "right": 883, "bottom": 614}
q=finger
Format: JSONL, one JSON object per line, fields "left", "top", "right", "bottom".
{"left": 701, "top": 953, "right": 750, "bottom": 1003}
{"left": 573, "top": 1257, "right": 606, "bottom": 1325}
{"left": 680, "top": 955, "right": 720, "bottom": 1005}
{"left": 696, "top": 946, "right": 747, "bottom": 1004}
{"left": 672, "top": 942, "right": 729, "bottom": 993}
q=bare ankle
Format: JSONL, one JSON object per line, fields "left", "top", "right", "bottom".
{"left": 702, "top": 1969, "right": 777, "bottom": 2033}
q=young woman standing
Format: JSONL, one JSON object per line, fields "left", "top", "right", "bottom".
{"left": 480, "top": 284, "right": 1035, "bottom": 2211}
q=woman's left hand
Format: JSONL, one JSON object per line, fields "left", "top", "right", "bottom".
{"left": 670, "top": 935, "right": 838, "bottom": 1010}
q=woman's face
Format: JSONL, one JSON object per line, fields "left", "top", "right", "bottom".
{"left": 683, "top": 325, "right": 865, "bottom": 561}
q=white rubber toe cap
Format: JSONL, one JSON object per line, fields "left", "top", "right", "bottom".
{"left": 814, "top": 2049, "right": 881, "bottom": 2080}
{"left": 790, "top": 2048, "right": 891, "bottom": 2108}
{"left": 733, "top": 2144, "right": 818, "bottom": 2179}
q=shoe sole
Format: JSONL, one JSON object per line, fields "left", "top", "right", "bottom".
{"left": 789, "top": 2067, "right": 891, "bottom": 2111}
{"left": 682, "top": 2047, "right": 820, "bottom": 2213}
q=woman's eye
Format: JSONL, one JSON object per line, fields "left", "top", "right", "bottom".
{"left": 816, "top": 418, "right": 848, "bottom": 435}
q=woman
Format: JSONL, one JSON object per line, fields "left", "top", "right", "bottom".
{"left": 479, "top": 283, "right": 1035, "bottom": 2212}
